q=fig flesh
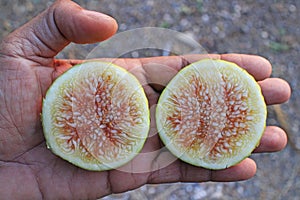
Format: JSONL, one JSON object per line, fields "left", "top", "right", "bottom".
{"left": 42, "top": 61, "right": 150, "bottom": 171}
{"left": 156, "top": 59, "right": 266, "bottom": 170}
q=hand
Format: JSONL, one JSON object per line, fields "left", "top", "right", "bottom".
{"left": 0, "top": 0, "right": 291, "bottom": 199}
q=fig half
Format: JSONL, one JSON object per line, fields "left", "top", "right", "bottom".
{"left": 156, "top": 59, "right": 267, "bottom": 170}
{"left": 42, "top": 61, "right": 150, "bottom": 171}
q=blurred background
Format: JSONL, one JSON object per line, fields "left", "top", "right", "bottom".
{"left": 0, "top": 0, "right": 299, "bottom": 199}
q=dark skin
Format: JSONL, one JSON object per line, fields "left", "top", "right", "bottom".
{"left": 0, "top": 0, "right": 291, "bottom": 199}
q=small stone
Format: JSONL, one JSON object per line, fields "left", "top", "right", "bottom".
{"left": 289, "top": 4, "right": 297, "bottom": 13}
{"left": 185, "top": 184, "right": 193, "bottom": 192}
{"left": 163, "top": 13, "right": 174, "bottom": 24}
{"left": 193, "top": 187, "right": 207, "bottom": 199}
{"left": 237, "top": 185, "right": 244, "bottom": 195}
{"left": 261, "top": 31, "right": 269, "bottom": 39}
{"left": 131, "top": 51, "right": 139, "bottom": 58}
{"left": 234, "top": 4, "right": 242, "bottom": 13}
{"left": 201, "top": 14, "right": 210, "bottom": 23}
{"left": 211, "top": 184, "right": 223, "bottom": 198}
{"left": 148, "top": 187, "right": 156, "bottom": 194}
{"left": 212, "top": 26, "right": 220, "bottom": 34}
{"left": 119, "top": 23, "right": 127, "bottom": 31}
{"left": 180, "top": 18, "right": 190, "bottom": 28}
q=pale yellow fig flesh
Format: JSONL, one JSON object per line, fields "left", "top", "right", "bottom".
{"left": 42, "top": 61, "right": 150, "bottom": 171}
{"left": 156, "top": 59, "right": 267, "bottom": 170}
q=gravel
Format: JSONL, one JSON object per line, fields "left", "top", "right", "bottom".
{"left": 1, "top": 0, "right": 299, "bottom": 199}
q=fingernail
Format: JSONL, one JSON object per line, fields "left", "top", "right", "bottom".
{"left": 82, "top": 10, "right": 116, "bottom": 22}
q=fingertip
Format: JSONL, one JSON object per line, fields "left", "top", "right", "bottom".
{"left": 54, "top": 0, "right": 118, "bottom": 44}
{"left": 259, "top": 78, "right": 291, "bottom": 105}
{"left": 80, "top": 10, "right": 118, "bottom": 42}
{"left": 4, "top": 0, "right": 119, "bottom": 60}
{"left": 276, "top": 78, "right": 292, "bottom": 103}
{"left": 221, "top": 54, "right": 272, "bottom": 81}
{"left": 255, "top": 55, "right": 272, "bottom": 76}
{"left": 211, "top": 158, "right": 257, "bottom": 182}
{"left": 254, "top": 126, "right": 288, "bottom": 153}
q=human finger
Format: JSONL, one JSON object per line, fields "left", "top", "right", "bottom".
{"left": 147, "top": 158, "right": 256, "bottom": 183}
{"left": 220, "top": 54, "right": 272, "bottom": 81}
{"left": 0, "top": 0, "right": 118, "bottom": 61}
{"left": 259, "top": 78, "right": 291, "bottom": 105}
{"left": 253, "top": 126, "right": 288, "bottom": 153}
{"left": 141, "top": 54, "right": 272, "bottom": 92}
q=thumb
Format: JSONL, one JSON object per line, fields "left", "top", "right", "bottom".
{"left": 1, "top": 0, "right": 118, "bottom": 61}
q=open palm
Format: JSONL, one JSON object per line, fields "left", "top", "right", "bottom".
{"left": 0, "top": 1, "right": 291, "bottom": 199}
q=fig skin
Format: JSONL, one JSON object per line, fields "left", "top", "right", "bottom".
{"left": 156, "top": 59, "right": 267, "bottom": 170}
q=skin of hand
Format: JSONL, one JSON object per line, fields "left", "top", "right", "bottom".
{"left": 0, "top": 0, "right": 291, "bottom": 199}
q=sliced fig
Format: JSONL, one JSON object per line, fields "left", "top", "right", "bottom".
{"left": 42, "top": 61, "right": 150, "bottom": 171}
{"left": 156, "top": 59, "right": 267, "bottom": 170}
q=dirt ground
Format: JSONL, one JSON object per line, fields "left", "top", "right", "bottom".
{"left": 1, "top": 0, "right": 299, "bottom": 199}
